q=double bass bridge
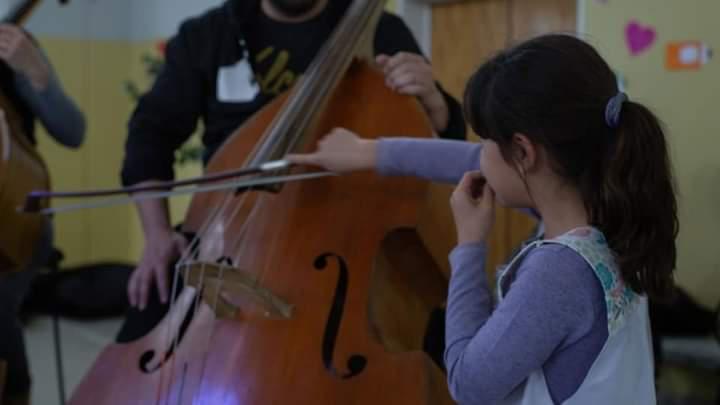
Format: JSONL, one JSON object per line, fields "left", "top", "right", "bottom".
{"left": 182, "top": 261, "right": 293, "bottom": 319}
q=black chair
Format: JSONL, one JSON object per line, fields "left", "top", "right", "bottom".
{"left": 651, "top": 289, "right": 720, "bottom": 404}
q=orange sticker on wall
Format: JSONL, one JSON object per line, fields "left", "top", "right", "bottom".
{"left": 666, "top": 41, "right": 712, "bottom": 71}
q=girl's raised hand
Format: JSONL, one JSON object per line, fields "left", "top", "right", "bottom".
{"left": 450, "top": 171, "right": 496, "bottom": 244}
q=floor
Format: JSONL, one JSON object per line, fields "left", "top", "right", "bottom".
{"left": 24, "top": 316, "right": 122, "bottom": 405}
{"left": 658, "top": 336, "right": 720, "bottom": 404}
{"left": 23, "top": 316, "right": 720, "bottom": 405}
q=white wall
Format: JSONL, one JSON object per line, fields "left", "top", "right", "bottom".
{"left": 17, "top": 0, "right": 431, "bottom": 46}
{"left": 395, "top": 0, "right": 432, "bottom": 56}
{"left": 21, "top": 0, "right": 223, "bottom": 40}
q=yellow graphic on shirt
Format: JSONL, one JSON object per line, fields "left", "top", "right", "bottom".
{"left": 255, "top": 46, "right": 297, "bottom": 96}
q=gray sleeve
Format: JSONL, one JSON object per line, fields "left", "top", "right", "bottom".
{"left": 444, "top": 243, "right": 604, "bottom": 404}
{"left": 14, "top": 62, "right": 86, "bottom": 148}
{"left": 376, "top": 138, "right": 481, "bottom": 184}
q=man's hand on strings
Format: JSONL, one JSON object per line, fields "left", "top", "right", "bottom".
{"left": 376, "top": 52, "right": 449, "bottom": 133}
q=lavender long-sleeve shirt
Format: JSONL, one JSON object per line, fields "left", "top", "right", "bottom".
{"left": 377, "top": 138, "right": 608, "bottom": 405}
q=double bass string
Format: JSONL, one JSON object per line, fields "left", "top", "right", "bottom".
{"left": 158, "top": 185, "right": 250, "bottom": 401}
{"left": 241, "top": 23, "right": 360, "bottom": 287}
{"left": 157, "top": 3, "right": 376, "bottom": 397}
{"left": 160, "top": 114, "right": 285, "bottom": 400}
{"left": 162, "top": 130, "right": 279, "bottom": 400}
{"left": 176, "top": 103, "right": 324, "bottom": 396}
{"left": 242, "top": 0, "right": 379, "bottom": 288}
{"left": 190, "top": 261, "right": 226, "bottom": 405}
{"left": 193, "top": 191, "right": 267, "bottom": 392}
{"left": 163, "top": 191, "right": 249, "bottom": 403}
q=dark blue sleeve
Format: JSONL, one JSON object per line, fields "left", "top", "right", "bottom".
{"left": 121, "top": 20, "right": 206, "bottom": 186}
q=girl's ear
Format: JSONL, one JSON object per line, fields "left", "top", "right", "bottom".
{"left": 511, "top": 132, "right": 537, "bottom": 172}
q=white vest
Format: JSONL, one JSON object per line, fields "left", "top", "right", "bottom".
{"left": 496, "top": 227, "right": 656, "bottom": 405}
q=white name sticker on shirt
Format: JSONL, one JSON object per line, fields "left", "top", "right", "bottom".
{"left": 217, "top": 59, "right": 260, "bottom": 103}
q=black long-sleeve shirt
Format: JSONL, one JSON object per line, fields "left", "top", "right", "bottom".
{"left": 121, "top": 0, "right": 465, "bottom": 186}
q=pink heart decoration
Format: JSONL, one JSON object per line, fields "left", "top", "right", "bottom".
{"left": 625, "top": 21, "right": 657, "bottom": 56}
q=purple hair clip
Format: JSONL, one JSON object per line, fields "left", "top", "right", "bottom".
{"left": 605, "top": 92, "right": 628, "bottom": 129}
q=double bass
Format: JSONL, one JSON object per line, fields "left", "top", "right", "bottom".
{"left": 67, "top": 0, "right": 454, "bottom": 403}
{"left": 0, "top": 0, "right": 67, "bottom": 273}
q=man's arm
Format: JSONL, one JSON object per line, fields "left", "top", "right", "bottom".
{"left": 121, "top": 19, "right": 206, "bottom": 309}
{"left": 121, "top": 19, "right": 206, "bottom": 187}
{"left": 126, "top": 189, "right": 191, "bottom": 309}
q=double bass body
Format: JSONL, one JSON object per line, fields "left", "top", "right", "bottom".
{"left": 70, "top": 0, "right": 453, "bottom": 402}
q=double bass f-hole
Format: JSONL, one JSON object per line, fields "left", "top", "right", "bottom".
{"left": 314, "top": 253, "right": 367, "bottom": 379}
{"left": 137, "top": 293, "right": 198, "bottom": 374}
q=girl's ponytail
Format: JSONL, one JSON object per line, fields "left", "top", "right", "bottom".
{"left": 588, "top": 99, "right": 678, "bottom": 299}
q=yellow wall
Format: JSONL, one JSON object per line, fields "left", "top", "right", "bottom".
{"left": 584, "top": 1, "right": 719, "bottom": 307}
{"left": 34, "top": 38, "right": 201, "bottom": 266}
{"left": 36, "top": 39, "right": 135, "bottom": 265}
